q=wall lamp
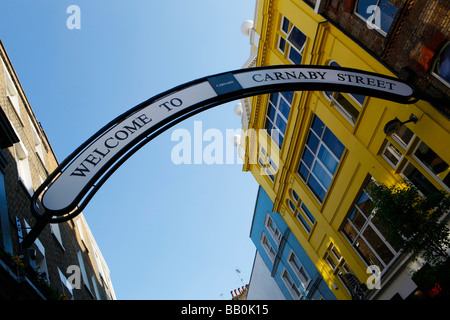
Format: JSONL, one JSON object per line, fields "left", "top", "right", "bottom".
{"left": 383, "top": 113, "right": 418, "bottom": 135}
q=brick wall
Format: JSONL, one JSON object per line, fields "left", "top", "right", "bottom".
{"left": 320, "top": 0, "right": 449, "bottom": 117}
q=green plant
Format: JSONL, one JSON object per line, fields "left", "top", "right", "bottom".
{"left": 369, "top": 182, "right": 450, "bottom": 267}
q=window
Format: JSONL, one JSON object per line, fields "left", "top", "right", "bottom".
{"left": 3, "top": 63, "right": 22, "bottom": 123}
{"left": 58, "top": 268, "right": 74, "bottom": 299}
{"left": 391, "top": 122, "right": 415, "bottom": 148}
{"left": 91, "top": 275, "right": 101, "bottom": 300}
{"left": 324, "top": 243, "right": 355, "bottom": 293}
{"left": 277, "top": 16, "right": 307, "bottom": 65}
{"left": 50, "top": 223, "right": 65, "bottom": 250}
{"left": 0, "top": 170, "right": 13, "bottom": 253}
{"left": 261, "top": 232, "right": 277, "bottom": 262}
{"left": 432, "top": 41, "right": 450, "bottom": 87}
{"left": 282, "top": 268, "right": 302, "bottom": 299}
{"left": 288, "top": 251, "right": 311, "bottom": 290}
{"left": 298, "top": 115, "right": 345, "bottom": 202}
{"left": 14, "top": 140, "right": 34, "bottom": 196}
{"left": 401, "top": 162, "right": 440, "bottom": 195}
{"left": 288, "top": 189, "right": 315, "bottom": 234}
{"left": 77, "top": 251, "right": 92, "bottom": 293}
{"left": 413, "top": 140, "right": 450, "bottom": 189}
{"left": 258, "top": 146, "right": 277, "bottom": 182}
{"left": 355, "top": 0, "right": 399, "bottom": 35}
{"left": 325, "top": 61, "right": 366, "bottom": 124}
{"left": 30, "top": 119, "right": 45, "bottom": 165}
{"left": 341, "top": 178, "right": 400, "bottom": 272}
{"left": 265, "top": 214, "right": 282, "bottom": 244}
{"left": 381, "top": 124, "right": 449, "bottom": 194}
{"left": 381, "top": 141, "right": 403, "bottom": 168}
{"left": 264, "top": 91, "right": 294, "bottom": 149}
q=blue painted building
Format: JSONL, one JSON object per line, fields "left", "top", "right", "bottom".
{"left": 249, "top": 186, "right": 336, "bottom": 300}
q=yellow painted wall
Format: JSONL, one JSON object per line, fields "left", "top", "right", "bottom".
{"left": 245, "top": 0, "right": 450, "bottom": 300}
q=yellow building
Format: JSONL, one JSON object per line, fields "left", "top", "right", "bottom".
{"left": 239, "top": 0, "right": 449, "bottom": 300}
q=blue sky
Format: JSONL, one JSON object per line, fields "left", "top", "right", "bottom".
{"left": 0, "top": 0, "right": 260, "bottom": 299}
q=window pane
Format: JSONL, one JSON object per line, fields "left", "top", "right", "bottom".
{"left": 313, "top": 161, "right": 332, "bottom": 189}
{"left": 318, "top": 145, "right": 339, "bottom": 174}
{"left": 288, "top": 27, "right": 306, "bottom": 52}
{"left": 311, "top": 116, "right": 325, "bottom": 137}
{"left": 352, "top": 93, "right": 366, "bottom": 105}
{"left": 402, "top": 162, "right": 439, "bottom": 195}
{"left": 342, "top": 220, "right": 359, "bottom": 243}
{"left": 363, "top": 224, "right": 395, "bottom": 266}
{"left": 383, "top": 142, "right": 402, "bottom": 166}
{"left": 278, "top": 37, "right": 286, "bottom": 52}
{"left": 414, "top": 141, "right": 449, "bottom": 188}
{"left": 306, "top": 132, "right": 320, "bottom": 153}
{"left": 302, "top": 148, "right": 314, "bottom": 169}
{"left": 352, "top": 235, "right": 385, "bottom": 271}
{"left": 356, "top": 0, "right": 379, "bottom": 20}
{"left": 394, "top": 124, "right": 414, "bottom": 147}
{"left": 265, "top": 118, "right": 274, "bottom": 132}
{"left": 268, "top": 104, "right": 276, "bottom": 121}
{"left": 270, "top": 92, "right": 279, "bottom": 105}
{"left": 276, "top": 116, "right": 287, "bottom": 134}
{"left": 323, "top": 128, "right": 345, "bottom": 158}
{"left": 299, "top": 162, "right": 309, "bottom": 180}
{"left": 289, "top": 48, "right": 302, "bottom": 65}
{"left": 292, "top": 189, "right": 300, "bottom": 202}
{"left": 281, "top": 91, "right": 294, "bottom": 103}
{"left": 356, "top": 191, "right": 373, "bottom": 217}
{"left": 279, "top": 98, "right": 291, "bottom": 120}
{"left": 435, "top": 43, "right": 450, "bottom": 83}
{"left": 348, "top": 207, "right": 367, "bottom": 231}
{"left": 281, "top": 17, "right": 290, "bottom": 33}
{"left": 300, "top": 203, "right": 315, "bottom": 223}
{"left": 378, "top": 0, "right": 399, "bottom": 33}
{"left": 333, "top": 93, "right": 360, "bottom": 122}
{"left": 308, "top": 175, "right": 326, "bottom": 201}
{"left": 297, "top": 212, "right": 311, "bottom": 233}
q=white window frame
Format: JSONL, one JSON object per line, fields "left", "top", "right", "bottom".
{"left": 381, "top": 141, "right": 404, "bottom": 169}
{"left": 50, "top": 223, "right": 65, "bottom": 250}
{"left": 298, "top": 116, "right": 345, "bottom": 203}
{"left": 324, "top": 61, "right": 365, "bottom": 125}
{"left": 288, "top": 251, "right": 311, "bottom": 290}
{"left": 58, "top": 267, "right": 74, "bottom": 299}
{"left": 354, "top": 0, "right": 399, "bottom": 37}
{"left": 77, "top": 250, "right": 92, "bottom": 294}
{"left": 29, "top": 118, "right": 45, "bottom": 165}
{"left": 264, "top": 92, "right": 293, "bottom": 150}
{"left": 265, "top": 213, "right": 282, "bottom": 245}
{"left": 431, "top": 41, "right": 450, "bottom": 88}
{"left": 281, "top": 268, "right": 303, "bottom": 299}
{"left": 277, "top": 16, "right": 306, "bottom": 65}
{"left": 3, "top": 62, "right": 23, "bottom": 125}
{"left": 14, "top": 140, "right": 34, "bottom": 196}
{"left": 260, "top": 232, "right": 276, "bottom": 262}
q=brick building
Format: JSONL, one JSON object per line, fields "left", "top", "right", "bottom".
{"left": 0, "top": 39, "right": 116, "bottom": 300}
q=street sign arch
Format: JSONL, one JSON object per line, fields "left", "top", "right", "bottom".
{"left": 31, "top": 65, "right": 418, "bottom": 223}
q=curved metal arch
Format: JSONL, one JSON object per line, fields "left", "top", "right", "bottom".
{"left": 31, "top": 65, "right": 419, "bottom": 223}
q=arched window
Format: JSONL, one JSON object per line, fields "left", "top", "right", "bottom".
{"left": 432, "top": 41, "right": 450, "bottom": 87}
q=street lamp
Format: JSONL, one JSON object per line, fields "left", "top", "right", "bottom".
{"left": 383, "top": 113, "right": 418, "bottom": 135}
